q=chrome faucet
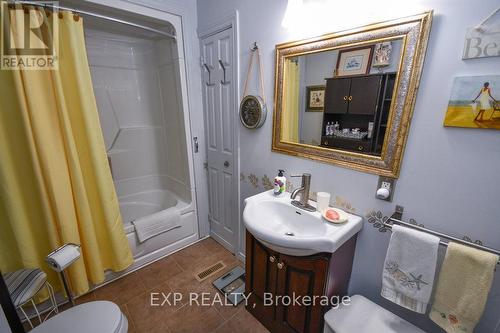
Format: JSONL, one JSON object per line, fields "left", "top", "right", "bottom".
{"left": 290, "top": 173, "right": 315, "bottom": 212}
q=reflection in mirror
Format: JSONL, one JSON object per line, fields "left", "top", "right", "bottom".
{"left": 281, "top": 39, "right": 403, "bottom": 156}
{"left": 273, "top": 12, "right": 433, "bottom": 177}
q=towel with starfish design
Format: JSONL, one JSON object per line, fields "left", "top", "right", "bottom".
{"left": 381, "top": 224, "right": 440, "bottom": 313}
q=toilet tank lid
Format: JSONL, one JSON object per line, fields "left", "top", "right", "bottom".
{"left": 324, "top": 295, "right": 425, "bottom": 333}
{"left": 31, "top": 301, "right": 124, "bottom": 333}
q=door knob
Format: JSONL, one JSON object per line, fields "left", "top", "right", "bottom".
{"left": 348, "top": 96, "right": 353, "bottom": 101}
{"left": 343, "top": 96, "right": 347, "bottom": 101}
{"left": 277, "top": 262, "right": 284, "bottom": 269}
{"left": 224, "top": 161, "right": 230, "bottom": 167}
{"left": 269, "top": 256, "right": 276, "bottom": 263}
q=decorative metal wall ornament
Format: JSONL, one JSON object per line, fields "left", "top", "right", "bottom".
{"left": 248, "top": 174, "right": 259, "bottom": 188}
{"left": 366, "top": 211, "right": 391, "bottom": 232}
{"left": 366, "top": 210, "right": 422, "bottom": 233}
{"left": 240, "top": 42, "right": 267, "bottom": 129}
{"left": 335, "top": 196, "right": 356, "bottom": 213}
{"left": 462, "top": 236, "right": 483, "bottom": 246}
{"left": 373, "top": 41, "right": 393, "bottom": 68}
{"left": 366, "top": 211, "right": 486, "bottom": 246}
{"left": 261, "top": 175, "right": 274, "bottom": 190}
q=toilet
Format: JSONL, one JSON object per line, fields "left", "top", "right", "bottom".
{"left": 324, "top": 295, "right": 425, "bottom": 333}
{"left": 31, "top": 301, "right": 127, "bottom": 333}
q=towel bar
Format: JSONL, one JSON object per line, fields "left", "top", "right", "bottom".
{"left": 384, "top": 209, "right": 500, "bottom": 265}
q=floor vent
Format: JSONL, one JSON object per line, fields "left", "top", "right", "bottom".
{"left": 195, "top": 261, "right": 226, "bottom": 282}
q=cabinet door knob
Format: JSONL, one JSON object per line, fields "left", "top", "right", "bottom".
{"left": 358, "top": 146, "right": 364, "bottom": 151}
{"left": 269, "top": 256, "right": 276, "bottom": 263}
{"left": 277, "top": 262, "right": 284, "bottom": 269}
{"left": 348, "top": 96, "right": 353, "bottom": 101}
{"left": 343, "top": 96, "right": 347, "bottom": 101}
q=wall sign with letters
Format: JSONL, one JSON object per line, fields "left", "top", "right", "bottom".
{"left": 463, "top": 7, "right": 500, "bottom": 60}
{"left": 463, "top": 28, "right": 500, "bottom": 59}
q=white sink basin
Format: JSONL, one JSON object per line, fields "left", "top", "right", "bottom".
{"left": 243, "top": 190, "right": 363, "bottom": 256}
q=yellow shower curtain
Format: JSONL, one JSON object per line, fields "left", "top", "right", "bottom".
{"left": 0, "top": 8, "right": 133, "bottom": 296}
{"left": 282, "top": 58, "right": 300, "bottom": 142}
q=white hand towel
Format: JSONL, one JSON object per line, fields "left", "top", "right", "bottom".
{"left": 132, "top": 208, "right": 181, "bottom": 243}
{"left": 381, "top": 225, "right": 440, "bottom": 313}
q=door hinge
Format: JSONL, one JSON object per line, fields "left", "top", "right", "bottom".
{"left": 193, "top": 137, "right": 199, "bottom": 153}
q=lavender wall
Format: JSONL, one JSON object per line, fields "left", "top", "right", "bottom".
{"left": 197, "top": 0, "right": 500, "bottom": 332}
{"left": 0, "top": 306, "right": 12, "bottom": 333}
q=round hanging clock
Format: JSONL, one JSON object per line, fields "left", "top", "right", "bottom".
{"left": 239, "top": 95, "right": 267, "bottom": 129}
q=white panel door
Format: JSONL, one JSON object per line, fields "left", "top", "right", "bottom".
{"left": 201, "top": 28, "right": 237, "bottom": 253}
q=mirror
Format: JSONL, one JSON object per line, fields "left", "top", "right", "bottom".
{"left": 283, "top": 39, "right": 402, "bottom": 155}
{"left": 272, "top": 12, "right": 433, "bottom": 177}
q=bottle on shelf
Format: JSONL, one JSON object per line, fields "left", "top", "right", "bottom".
{"left": 367, "top": 122, "right": 374, "bottom": 139}
{"left": 334, "top": 121, "right": 339, "bottom": 131}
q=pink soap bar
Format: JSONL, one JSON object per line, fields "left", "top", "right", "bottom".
{"left": 325, "top": 209, "right": 340, "bottom": 221}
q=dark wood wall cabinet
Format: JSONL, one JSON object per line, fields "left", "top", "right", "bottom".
{"left": 245, "top": 231, "right": 357, "bottom": 333}
{"left": 322, "top": 73, "right": 396, "bottom": 155}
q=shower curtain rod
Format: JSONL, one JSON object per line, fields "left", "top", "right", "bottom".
{"left": 13, "top": 1, "right": 176, "bottom": 40}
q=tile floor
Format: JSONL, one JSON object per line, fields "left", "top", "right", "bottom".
{"left": 43, "top": 238, "right": 269, "bottom": 333}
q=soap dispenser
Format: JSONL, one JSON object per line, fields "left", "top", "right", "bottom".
{"left": 274, "top": 170, "right": 286, "bottom": 195}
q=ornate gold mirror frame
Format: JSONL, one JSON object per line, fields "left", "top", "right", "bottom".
{"left": 272, "top": 12, "right": 433, "bottom": 177}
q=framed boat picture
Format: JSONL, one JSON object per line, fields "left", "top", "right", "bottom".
{"left": 335, "top": 46, "right": 374, "bottom": 77}
{"left": 306, "top": 85, "right": 325, "bottom": 112}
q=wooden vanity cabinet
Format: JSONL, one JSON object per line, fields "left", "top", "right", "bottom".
{"left": 321, "top": 73, "right": 396, "bottom": 154}
{"left": 324, "top": 75, "right": 381, "bottom": 115}
{"left": 245, "top": 235, "right": 280, "bottom": 331}
{"left": 245, "top": 231, "right": 357, "bottom": 333}
{"left": 324, "top": 78, "right": 351, "bottom": 114}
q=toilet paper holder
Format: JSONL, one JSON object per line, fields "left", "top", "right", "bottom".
{"left": 46, "top": 243, "right": 81, "bottom": 307}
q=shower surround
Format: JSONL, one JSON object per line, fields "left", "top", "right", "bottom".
{"left": 84, "top": 25, "right": 198, "bottom": 270}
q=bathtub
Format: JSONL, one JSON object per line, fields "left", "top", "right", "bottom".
{"left": 118, "top": 189, "right": 197, "bottom": 261}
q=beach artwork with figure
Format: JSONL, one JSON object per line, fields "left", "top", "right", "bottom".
{"left": 444, "top": 75, "right": 500, "bottom": 130}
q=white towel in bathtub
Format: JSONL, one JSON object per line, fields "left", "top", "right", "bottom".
{"left": 132, "top": 207, "right": 181, "bottom": 243}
